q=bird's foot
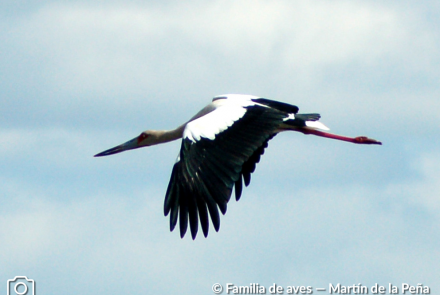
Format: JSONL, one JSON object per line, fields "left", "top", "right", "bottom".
{"left": 354, "top": 136, "right": 382, "bottom": 145}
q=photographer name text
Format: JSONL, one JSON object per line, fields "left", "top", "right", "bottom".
{"left": 212, "top": 283, "right": 430, "bottom": 294}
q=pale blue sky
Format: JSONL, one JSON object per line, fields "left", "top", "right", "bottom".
{"left": 1, "top": 1, "right": 439, "bottom": 294}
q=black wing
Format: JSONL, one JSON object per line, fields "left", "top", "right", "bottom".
{"left": 251, "top": 98, "right": 299, "bottom": 114}
{"left": 234, "top": 134, "right": 276, "bottom": 201}
{"left": 163, "top": 104, "right": 287, "bottom": 239}
{"left": 233, "top": 97, "right": 301, "bottom": 198}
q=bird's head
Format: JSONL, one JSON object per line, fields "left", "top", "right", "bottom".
{"left": 94, "top": 130, "right": 159, "bottom": 157}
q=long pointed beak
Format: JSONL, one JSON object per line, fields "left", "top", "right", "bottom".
{"left": 94, "top": 137, "right": 139, "bottom": 157}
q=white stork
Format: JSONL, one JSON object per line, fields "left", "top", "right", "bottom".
{"left": 95, "top": 94, "right": 381, "bottom": 239}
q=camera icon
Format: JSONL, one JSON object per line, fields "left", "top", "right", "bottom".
{"left": 7, "top": 276, "right": 35, "bottom": 295}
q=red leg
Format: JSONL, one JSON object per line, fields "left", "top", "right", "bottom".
{"left": 301, "top": 129, "right": 382, "bottom": 145}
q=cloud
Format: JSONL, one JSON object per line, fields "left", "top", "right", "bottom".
{"left": 3, "top": 0, "right": 438, "bottom": 99}
{"left": 1, "top": 1, "right": 440, "bottom": 294}
{"left": 2, "top": 0, "right": 438, "bottom": 138}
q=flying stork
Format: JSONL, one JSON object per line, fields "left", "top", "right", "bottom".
{"left": 95, "top": 94, "right": 381, "bottom": 239}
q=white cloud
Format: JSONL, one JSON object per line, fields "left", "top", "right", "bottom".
{"left": 2, "top": 0, "right": 438, "bottom": 140}
{"left": 4, "top": 0, "right": 438, "bottom": 101}
{"left": 1, "top": 149, "right": 439, "bottom": 293}
{"left": 1, "top": 1, "right": 440, "bottom": 294}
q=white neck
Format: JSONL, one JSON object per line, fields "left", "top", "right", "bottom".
{"left": 150, "top": 124, "right": 186, "bottom": 145}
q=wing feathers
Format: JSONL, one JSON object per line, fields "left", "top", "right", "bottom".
{"left": 251, "top": 98, "right": 299, "bottom": 114}
{"left": 164, "top": 103, "right": 287, "bottom": 238}
{"left": 234, "top": 175, "right": 243, "bottom": 201}
{"left": 196, "top": 196, "right": 209, "bottom": 237}
{"left": 178, "top": 184, "right": 189, "bottom": 238}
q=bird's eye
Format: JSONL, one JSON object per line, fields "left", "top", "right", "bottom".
{"left": 137, "top": 133, "right": 149, "bottom": 144}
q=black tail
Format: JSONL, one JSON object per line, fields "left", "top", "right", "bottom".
{"left": 283, "top": 113, "right": 321, "bottom": 128}
{"left": 295, "top": 113, "right": 320, "bottom": 121}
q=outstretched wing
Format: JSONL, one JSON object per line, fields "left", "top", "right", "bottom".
{"left": 234, "top": 134, "right": 276, "bottom": 201}
{"left": 163, "top": 103, "right": 287, "bottom": 239}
